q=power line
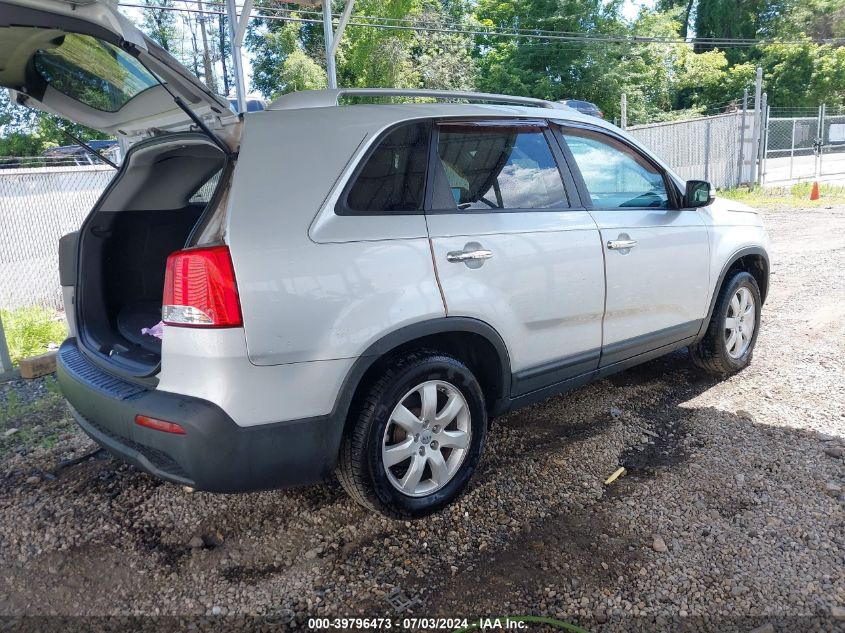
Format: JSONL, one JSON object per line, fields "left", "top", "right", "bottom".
{"left": 119, "top": 3, "right": 845, "bottom": 48}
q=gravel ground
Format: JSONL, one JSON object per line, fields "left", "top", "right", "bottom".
{"left": 0, "top": 204, "right": 843, "bottom": 632}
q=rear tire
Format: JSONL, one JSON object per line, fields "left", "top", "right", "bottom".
{"left": 689, "top": 271, "right": 762, "bottom": 375}
{"left": 337, "top": 350, "right": 487, "bottom": 519}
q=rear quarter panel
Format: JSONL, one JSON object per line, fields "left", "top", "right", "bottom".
{"left": 225, "top": 108, "right": 445, "bottom": 366}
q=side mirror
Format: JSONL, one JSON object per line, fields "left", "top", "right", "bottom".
{"left": 684, "top": 180, "right": 714, "bottom": 208}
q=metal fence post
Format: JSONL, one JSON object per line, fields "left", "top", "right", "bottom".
{"left": 704, "top": 118, "right": 711, "bottom": 182}
{"left": 736, "top": 88, "right": 748, "bottom": 186}
{"left": 757, "top": 92, "right": 769, "bottom": 185}
{"left": 789, "top": 118, "right": 796, "bottom": 180}
{"left": 818, "top": 103, "right": 826, "bottom": 178}
{"left": 750, "top": 67, "right": 763, "bottom": 183}
{"left": 759, "top": 98, "right": 769, "bottom": 185}
{"left": 0, "top": 313, "right": 14, "bottom": 380}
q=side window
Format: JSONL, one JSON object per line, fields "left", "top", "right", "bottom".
{"left": 562, "top": 129, "right": 670, "bottom": 209}
{"left": 342, "top": 122, "right": 431, "bottom": 214}
{"left": 433, "top": 124, "right": 569, "bottom": 211}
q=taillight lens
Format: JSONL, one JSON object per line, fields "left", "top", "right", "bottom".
{"left": 162, "top": 245, "right": 242, "bottom": 327}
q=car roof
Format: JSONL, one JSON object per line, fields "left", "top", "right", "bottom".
{"left": 253, "top": 91, "right": 683, "bottom": 188}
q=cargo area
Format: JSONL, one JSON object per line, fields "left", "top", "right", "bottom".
{"left": 74, "top": 135, "right": 228, "bottom": 376}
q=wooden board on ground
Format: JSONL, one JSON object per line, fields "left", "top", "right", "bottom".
{"left": 19, "top": 350, "right": 57, "bottom": 379}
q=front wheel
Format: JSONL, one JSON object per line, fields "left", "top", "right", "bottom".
{"left": 337, "top": 351, "right": 487, "bottom": 519}
{"left": 689, "top": 271, "right": 762, "bottom": 375}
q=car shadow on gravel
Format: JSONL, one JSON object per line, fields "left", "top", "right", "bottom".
{"left": 383, "top": 351, "right": 844, "bottom": 631}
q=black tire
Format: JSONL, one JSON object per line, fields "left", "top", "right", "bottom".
{"left": 689, "top": 271, "right": 762, "bottom": 375}
{"left": 337, "top": 350, "right": 487, "bottom": 519}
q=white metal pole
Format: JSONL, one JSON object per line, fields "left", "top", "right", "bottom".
{"left": 330, "top": 0, "right": 355, "bottom": 59}
{"left": 757, "top": 92, "right": 769, "bottom": 185}
{"left": 323, "top": 2, "right": 337, "bottom": 89}
{"left": 789, "top": 118, "right": 795, "bottom": 180}
{"left": 226, "top": 0, "right": 247, "bottom": 113}
{"left": 750, "top": 67, "right": 763, "bottom": 183}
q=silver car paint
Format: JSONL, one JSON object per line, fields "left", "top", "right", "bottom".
{"left": 589, "top": 208, "right": 711, "bottom": 347}
{"left": 426, "top": 210, "right": 605, "bottom": 372}
{"left": 144, "top": 101, "right": 767, "bottom": 427}
{"left": 156, "top": 327, "right": 354, "bottom": 426}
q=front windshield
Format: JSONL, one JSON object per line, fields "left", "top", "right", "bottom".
{"left": 34, "top": 33, "right": 158, "bottom": 112}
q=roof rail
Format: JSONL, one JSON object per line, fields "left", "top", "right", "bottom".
{"left": 268, "top": 88, "right": 568, "bottom": 111}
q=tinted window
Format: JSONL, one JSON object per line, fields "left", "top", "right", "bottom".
{"left": 345, "top": 122, "right": 430, "bottom": 213}
{"left": 34, "top": 33, "right": 158, "bottom": 112}
{"left": 562, "top": 129, "right": 669, "bottom": 209}
{"left": 434, "top": 125, "right": 568, "bottom": 210}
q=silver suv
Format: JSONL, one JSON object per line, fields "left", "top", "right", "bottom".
{"left": 1, "top": 0, "right": 770, "bottom": 518}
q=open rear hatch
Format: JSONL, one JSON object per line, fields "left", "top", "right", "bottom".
{"left": 0, "top": 0, "right": 239, "bottom": 148}
{"left": 1, "top": 0, "right": 241, "bottom": 378}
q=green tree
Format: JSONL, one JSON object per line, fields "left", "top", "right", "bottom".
{"left": 141, "top": 0, "right": 178, "bottom": 52}
{"left": 760, "top": 40, "right": 845, "bottom": 108}
{"left": 337, "top": 0, "right": 421, "bottom": 89}
{"left": 0, "top": 91, "right": 110, "bottom": 157}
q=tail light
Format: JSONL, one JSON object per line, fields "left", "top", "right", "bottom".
{"left": 162, "top": 245, "right": 242, "bottom": 327}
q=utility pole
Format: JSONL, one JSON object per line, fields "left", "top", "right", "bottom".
{"left": 620, "top": 93, "right": 627, "bottom": 130}
{"left": 218, "top": 10, "right": 230, "bottom": 96}
{"left": 197, "top": 1, "right": 217, "bottom": 93}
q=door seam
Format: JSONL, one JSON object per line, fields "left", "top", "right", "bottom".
{"left": 427, "top": 237, "right": 449, "bottom": 315}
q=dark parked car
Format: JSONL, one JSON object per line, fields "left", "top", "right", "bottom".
{"left": 559, "top": 99, "right": 604, "bottom": 118}
{"left": 42, "top": 139, "right": 120, "bottom": 165}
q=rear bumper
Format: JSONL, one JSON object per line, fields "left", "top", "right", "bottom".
{"left": 56, "top": 339, "right": 344, "bottom": 492}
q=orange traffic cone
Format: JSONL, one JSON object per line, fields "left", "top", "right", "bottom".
{"left": 810, "top": 181, "right": 820, "bottom": 201}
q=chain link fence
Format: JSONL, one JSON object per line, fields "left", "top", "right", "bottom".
{"left": 761, "top": 106, "right": 845, "bottom": 184}
{"left": 627, "top": 110, "right": 754, "bottom": 190}
{"left": 0, "top": 160, "right": 115, "bottom": 310}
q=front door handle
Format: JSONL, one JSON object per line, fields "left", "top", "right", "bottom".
{"left": 606, "top": 239, "right": 638, "bottom": 250}
{"left": 446, "top": 249, "right": 494, "bottom": 263}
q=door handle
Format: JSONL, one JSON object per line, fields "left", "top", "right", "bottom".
{"left": 446, "top": 249, "right": 494, "bottom": 263}
{"left": 606, "top": 239, "right": 638, "bottom": 250}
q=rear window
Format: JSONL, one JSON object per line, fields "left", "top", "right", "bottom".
{"left": 34, "top": 33, "right": 158, "bottom": 112}
{"left": 342, "top": 122, "right": 431, "bottom": 214}
{"left": 433, "top": 124, "right": 568, "bottom": 210}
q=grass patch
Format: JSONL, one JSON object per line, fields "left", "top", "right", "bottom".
{"left": 720, "top": 183, "right": 845, "bottom": 207}
{"left": 0, "top": 377, "right": 73, "bottom": 456}
{"left": 0, "top": 306, "right": 67, "bottom": 365}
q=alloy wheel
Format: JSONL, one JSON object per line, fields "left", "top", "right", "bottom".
{"left": 725, "top": 286, "right": 756, "bottom": 358}
{"left": 381, "top": 380, "right": 471, "bottom": 497}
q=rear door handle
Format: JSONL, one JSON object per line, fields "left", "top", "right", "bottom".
{"left": 446, "top": 242, "right": 493, "bottom": 269}
{"left": 606, "top": 239, "right": 638, "bottom": 250}
{"left": 446, "top": 249, "right": 494, "bottom": 263}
